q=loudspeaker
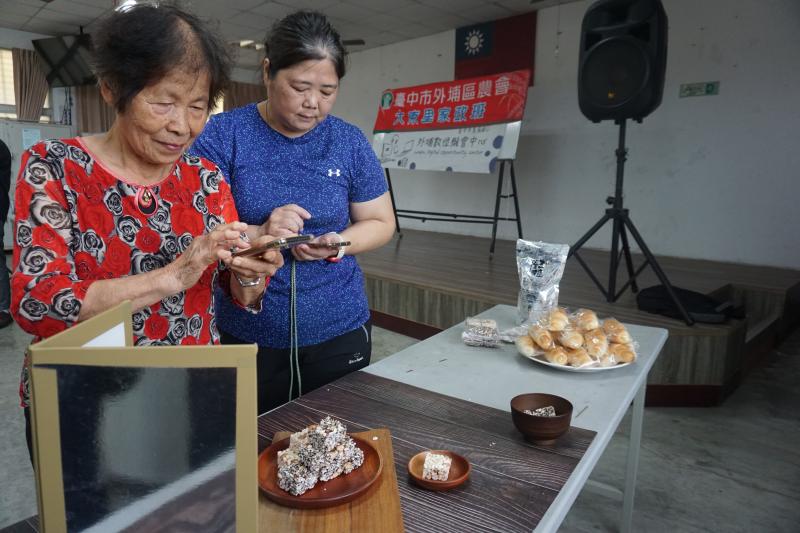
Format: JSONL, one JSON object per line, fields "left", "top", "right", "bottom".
{"left": 578, "top": 0, "right": 667, "bottom": 123}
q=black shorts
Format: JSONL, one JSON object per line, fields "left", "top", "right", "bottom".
{"left": 220, "top": 321, "right": 371, "bottom": 414}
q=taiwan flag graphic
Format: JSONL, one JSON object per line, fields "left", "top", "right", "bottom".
{"left": 455, "top": 12, "right": 537, "bottom": 86}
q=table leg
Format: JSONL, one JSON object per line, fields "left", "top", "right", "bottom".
{"left": 620, "top": 381, "right": 646, "bottom": 533}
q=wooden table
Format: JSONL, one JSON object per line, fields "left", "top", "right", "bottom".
{"left": 2, "top": 305, "right": 666, "bottom": 533}
{"left": 365, "top": 304, "right": 668, "bottom": 532}
{"left": 258, "top": 371, "right": 596, "bottom": 532}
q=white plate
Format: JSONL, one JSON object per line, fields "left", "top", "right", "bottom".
{"left": 522, "top": 353, "right": 632, "bottom": 373}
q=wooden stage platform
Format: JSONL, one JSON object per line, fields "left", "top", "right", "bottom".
{"left": 360, "top": 229, "right": 800, "bottom": 407}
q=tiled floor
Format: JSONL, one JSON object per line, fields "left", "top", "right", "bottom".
{"left": 0, "top": 289, "right": 798, "bottom": 530}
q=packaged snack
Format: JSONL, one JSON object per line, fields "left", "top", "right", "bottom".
{"left": 515, "top": 304, "right": 638, "bottom": 369}
{"left": 566, "top": 347, "right": 593, "bottom": 367}
{"left": 558, "top": 328, "right": 584, "bottom": 350}
{"left": 609, "top": 342, "right": 637, "bottom": 363}
{"left": 461, "top": 317, "right": 500, "bottom": 348}
{"left": 515, "top": 335, "right": 537, "bottom": 357}
{"left": 516, "top": 240, "right": 569, "bottom": 325}
{"left": 546, "top": 307, "right": 570, "bottom": 331}
{"left": 583, "top": 328, "right": 609, "bottom": 359}
{"left": 572, "top": 308, "right": 600, "bottom": 331}
{"left": 528, "top": 325, "right": 555, "bottom": 350}
{"left": 544, "top": 347, "right": 569, "bottom": 365}
{"left": 603, "top": 318, "right": 632, "bottom": 344}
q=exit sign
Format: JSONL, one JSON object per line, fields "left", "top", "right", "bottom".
{"left": 679, "top": 81, "right": 720, "bottom": 98}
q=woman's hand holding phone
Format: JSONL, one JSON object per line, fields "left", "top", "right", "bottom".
{"left": 292, "top": 232, "right": 348, "bottom": 262}
{"left": 227, "top": 234, "right": 288, "bottom": 280}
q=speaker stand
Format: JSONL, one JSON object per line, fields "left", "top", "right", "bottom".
{"left": 568, "top": 119, "right": 695, "bottom": 326}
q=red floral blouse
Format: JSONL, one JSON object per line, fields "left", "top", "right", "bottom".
{"left": 11, "top": 138, "right": 240, "bottom": 407}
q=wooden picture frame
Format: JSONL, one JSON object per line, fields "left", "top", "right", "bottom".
{"left": 28, "top": 302, "right": 257, "bottom": 533}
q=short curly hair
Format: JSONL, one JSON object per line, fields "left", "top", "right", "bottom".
{"left": 91, "top": 3, "right": 232, "bottom": 112}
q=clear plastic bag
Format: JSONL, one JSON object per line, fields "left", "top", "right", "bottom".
{"left": 516, "top": 239, "right": 570, "bottom": 325}
{"left": 461, "top": 317, "right": 500, "bottom": 348}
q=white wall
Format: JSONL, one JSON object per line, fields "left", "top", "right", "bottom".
{"left": 336, "top": 0, "right": 800, "bottom": 269}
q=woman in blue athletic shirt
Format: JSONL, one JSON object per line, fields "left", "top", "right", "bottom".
{"left": 191, "top": 11, "right": 395, "bottom": 413}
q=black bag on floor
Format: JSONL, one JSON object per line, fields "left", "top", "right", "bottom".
{"left": 636, "top": 285, "right": 744, "bottom": 324}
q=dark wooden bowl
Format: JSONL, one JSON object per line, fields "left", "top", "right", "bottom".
{"left": 407, "top": 450, "right": 471, "bottom": 491}
{"left": 510, "top": 393, "right": 573, "bottom": 445}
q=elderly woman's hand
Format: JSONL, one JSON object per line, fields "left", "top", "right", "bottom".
{"left": 226, "top": 234, "right": 285, "bottom": 280}
{"left": 171, "top": 222, "right": 250, "bottom": 291}
{"left": 260, "top": 204, "right": 311, "bottom": 237}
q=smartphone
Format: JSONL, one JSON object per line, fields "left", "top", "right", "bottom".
{"left": 231, "top": 235, "right": 313, "bottom": 258}
{"left": 306, "top": 241, "right": 351, "bottom": 249}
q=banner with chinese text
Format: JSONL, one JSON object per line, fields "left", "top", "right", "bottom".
{"left": 373, "top": 69, "right": 530, "bottom": 133}
{"left": 373, "top": 124, "right": 515, "bottom": 174}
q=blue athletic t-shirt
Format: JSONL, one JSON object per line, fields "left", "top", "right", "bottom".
{"left": 190, "top": 104, "right": 387, "bottom": 348}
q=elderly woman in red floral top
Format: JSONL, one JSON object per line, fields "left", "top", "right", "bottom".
{"left": 11, "top": 5, "right": 283, "bottom": 454}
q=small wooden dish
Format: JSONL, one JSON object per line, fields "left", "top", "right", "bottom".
{"left": 407, "top": 450, "right": 470, "bottom": 491}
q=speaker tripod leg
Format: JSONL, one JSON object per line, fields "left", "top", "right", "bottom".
{"left": 622, "top": 217, "right": 695, "bottom": 326}
{"left": 569, "top": 212, "right": 612, "bottom": 258}
{"left": 619, "top": 221, "right": 639, "bottom": 294}
{"left": 568, "top": 212, "right": 613, "bottom": 300}
{"left": 607, "top": 216, "right": 622, "bottom": 302}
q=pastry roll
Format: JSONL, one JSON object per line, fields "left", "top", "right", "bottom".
{"left": 547, "top": 308, "right": 570, "bottom": 331}
{"left": 583, "top": 328, "right": 609, "bottom": 359}
{"left": 558, "top": 328, "right": 584, "bottom": 350}
{"left": 516, "top": 335, "right": 536, "bottom": 357}
{"left": 572, "top": 308, "right": 600, "bottom": 331}
{"left": 598, "top": 352, "right": 617, "bottom": 367}
{"left": 544, "top": 347, "right": 569, "bottom": 366}
{"left": 566, "top": 347, "right": 593, "bottom": 367}
{"left": 609, "top": 342, "right": 636, "bottom": 363}
{"left": 528, "top": 325, "right": 555, "bottom": 350}
{"left": 603, "top": 318, "right": 632, "bottom": 344}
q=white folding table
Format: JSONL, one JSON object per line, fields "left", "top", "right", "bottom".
{"left": 366, "top": 304, "right": 668, "bottom": 532}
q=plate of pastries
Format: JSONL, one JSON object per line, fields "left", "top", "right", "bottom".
{"left": 516, "top": 308, "right": 637, "bottom": 372}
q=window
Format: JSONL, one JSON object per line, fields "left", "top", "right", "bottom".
{"left": 0, "top": 48, "right": 15, "bottom": 115}
{"left": 0, "top": 48, "right": 52, "bottom": 122}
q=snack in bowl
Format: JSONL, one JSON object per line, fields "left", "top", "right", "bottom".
{"left": 277, "top": 416, "right": 364, "bottom": 496}
{"left": 408, "top": 450, "right": 471, "bottom": 491}
{"left": 422, "top": 452, "right": 452, "bottom": 481}
{"left": 511, "top": 393, "right": 573, "bottom": 444}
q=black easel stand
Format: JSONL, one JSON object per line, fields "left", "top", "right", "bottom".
{"left": 385, "top": 159, "right": 523, "bottom": 259}
{"left": 568, "top": 119, "right": 695, "bottom": 326}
